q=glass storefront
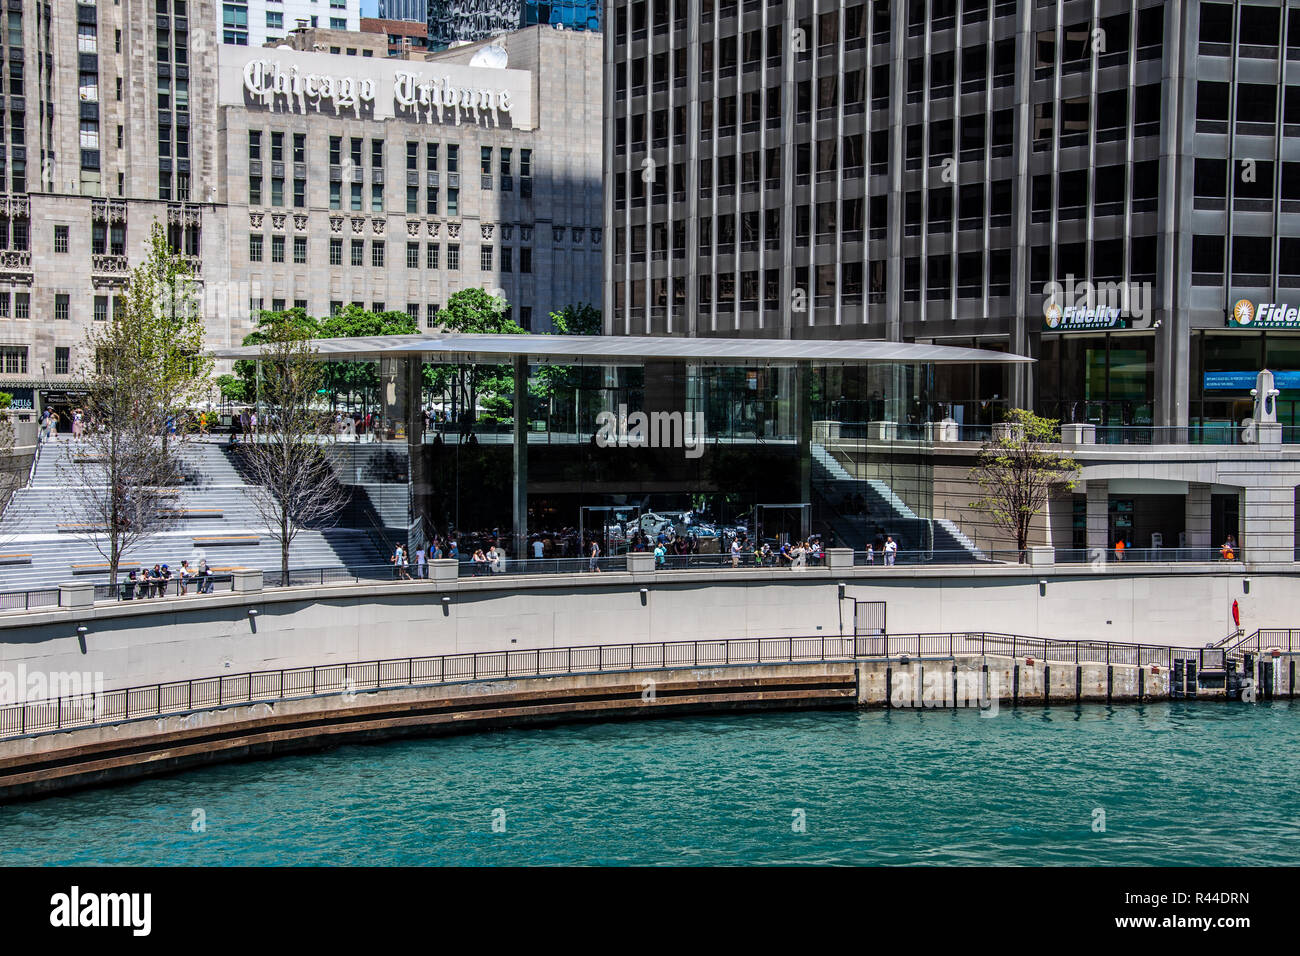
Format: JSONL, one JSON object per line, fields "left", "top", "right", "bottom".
{"left": 1037, "top": 332, "right": 1155, "bottom": 426}
{"left": 1192, "top": 330, "right": 1300, "bottom": 432}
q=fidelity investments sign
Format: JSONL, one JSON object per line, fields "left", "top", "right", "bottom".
{"left": 220, "top": 46, "right": 535, "bottom": 130}
{"left": 1230, "top": 298, "right": 1300, "bottom": 329}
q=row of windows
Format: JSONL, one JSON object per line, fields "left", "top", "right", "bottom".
{"left": 248, "top": 300, "right": 535, "bottom": 331}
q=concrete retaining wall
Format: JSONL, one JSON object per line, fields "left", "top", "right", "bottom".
{"left": 0, "top": 565, "right": 1286, "bottom": 694}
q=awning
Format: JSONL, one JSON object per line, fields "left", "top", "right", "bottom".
{"left": 211, "top": 333, "right": 1034, "bottom": 367}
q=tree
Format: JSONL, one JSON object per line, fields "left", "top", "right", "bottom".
{"left": 126, "top": 221, "right": 212, "bottom": 451}
{"left": 530, "top": 304, "right": 602, "bottom": 431}
{"left": 549, "top": 303, "right": 602, "bottom": 336}
{"left": 232, "top": 315, "right": 349, "bottom": 579}
{"left": 430, "top": 289, "right": 524, "bottom": 428}
{"left": 968, "top": 409, "right": 1080, "bottom": 556}
{"left": 71, "top": 311, "right": 179, "bottom": 586}
{"left": 215, "top": 373, "right": 248, "bottom": 404}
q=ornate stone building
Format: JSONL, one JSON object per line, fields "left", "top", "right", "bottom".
{"left": 0, "top": 7, "right": 600, "bottom": 416}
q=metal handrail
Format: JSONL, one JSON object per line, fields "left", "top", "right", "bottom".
{"left": 0, "top": 630, "right": 1235, "bottom": 741}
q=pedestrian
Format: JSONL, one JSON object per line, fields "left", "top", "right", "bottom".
{"left": 416, "top": 544, "right": 427, "bottom": 579}
{"left": 48, "top": 409, "right": 60, "bottom": 442}
{"left": 653, "top": 542, "right": 666, "bottom": 567}
{"left": 865, "top": 542, "right": 875, "bottom": 565}
{"left": 730, "top": 535, "right": 742, "bottom": 568}
{"left": 884, "top": 536, "right": 898, "bottom": 566}
{"left": 199, "top": 559, "right": 213, "bottom": 594}
{"left": 1114, "top": 536, "right": 1126, "bottom": 562}
{"left": 532, "top": 537, "right": 544, "bottom": 559}
{"left": 72, "top": 409, "right": 84, "bottom": 441}
{"left": 487, "top": 544, "right": 502, "bottom": 574}
{"left": 471, "top": 548, "right": 488, "bottom": 576}
{"left": 178, "top": 560, "right": 193, "bottom": 596}
{"left": 588, "top": 539, "right": 601, "bottom": 573}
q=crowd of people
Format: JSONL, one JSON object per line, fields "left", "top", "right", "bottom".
{"left": 120, "top": 559, "right": 219, "bottom": 599}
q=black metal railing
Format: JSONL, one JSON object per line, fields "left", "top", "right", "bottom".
{"left": 0, "top": 631, "right": 1234, "bottom": 740}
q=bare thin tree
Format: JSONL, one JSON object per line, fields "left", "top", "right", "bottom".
{"left": 69, "top": 322, "right": 179, "bottom": 585}
{"left": 233, "top": 316, "right": 348, "bottom": 579}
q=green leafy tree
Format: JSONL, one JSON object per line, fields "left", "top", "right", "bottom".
{"left": 127, "top": 221, "right": 212, "bottom": 451}
{"left": 215, "top": 374, "right": 247, "bottom": 404}
{"left": 968, "top": 409, "right": 1080, "bottom": 555}
{"left": 530, "top": 304, "right": 602, "bottom": 433}
{"left": 430, "top": 289, "right": 523, "bottom": 427}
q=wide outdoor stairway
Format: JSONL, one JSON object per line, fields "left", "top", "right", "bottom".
{"left": 810, "top": 443, "right": 983, "bottom": 559}
{"left": 0, "top": 439, "right": 385, "bottom": 591}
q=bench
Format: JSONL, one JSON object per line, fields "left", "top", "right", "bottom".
{"left": 193, "top": 536, "right": 260, "bottom": 547}
{"left": 57, "top": 523, "right": 107, "bottom": 532}
{"left": 0, "top": 553, "right": 32, "bottom": 566}
{"left": 159, "top": 509, "right": 224, "bottom": 519}
{"left": 71, "top": 563, "right": 111, "bottom": 575}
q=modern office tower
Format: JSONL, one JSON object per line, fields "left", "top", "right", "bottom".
{"left": 428, "top": 0, "right": 524, "bottom": 48}
{"left": 220, "top": 0, "right": 362, "bottom": 47}
{"left": 0, "top": 9, "right": 601, "bottom": 422}
{"left": 378, "top": 0, "right": 428, "bottom": 21}
{"left": 604, "top": 0, "right": 1300, "bottom": 433}
{"left": 522, "top": 1, "right": 603, "bottom": 32}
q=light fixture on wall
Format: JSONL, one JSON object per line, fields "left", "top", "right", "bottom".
{"left": 75, "top": 624, "right": 88, "bottom": 637}
{"left": 639, "top": 587, "right": 648, "bottom": 606}
{"left": 1039, "top": 579, "right": 1047, "bottom": 597}
{"left": 1243, "top": 578, "right": 1251, "bottom": 595}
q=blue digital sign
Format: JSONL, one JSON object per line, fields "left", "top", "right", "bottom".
{"left": 1203, "top": 371, "right": 1300, "bottom": 390}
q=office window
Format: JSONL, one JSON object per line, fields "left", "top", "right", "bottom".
{"left": 0, "top": 292, "right": 13, "bottom": 318}
{"left": 55, "top": 347, "right": 70, "bottom": 375}
{"left": 271, "top": 235, "right": 285, "bottom": 263}
{"left": 426, "top": 188, "right": 438, "bottom": 215}
{"left": 427, "top": 142, "right": 439, "bottom": 170}
{"left": 372, "top": 241, "right": 385, "bottom": 267}
{"left": 426, "top": 303, "right": 439, "bottom": 328}
{"left": 351, "top": 182, "right": 362, "bottom": 210}
{"left": 293, "top": 133, "right": 306, "bottom": 164}
{"left": 351, "top": 239, "right": 364, "bottom": 266}
{"left": 447, "top": 144, "right": 459, "bottom": 172}
{"left": 94, "top": 295, "right": 108, "bottom": 322}
{"left": 407, "top": 242, "right": 420, "bottom": 268}
{"left": 293, "top": 236, "right": 307, "bottom": 264}
{"left": 330, "top": 181, "right": 341, "bottom": 209}
{"left": 372, "top": 183, "right": 383, "bottom": 212}
{"left": 14, "top": 294, "right": 29, "bottom": 320}
{"left": 55, "top": 294, "right": 70, "bottom": 321}
{"left": 249, "top": 234, "right": 263, "bottom": 261}
{"left": 447, "top": 189, "right": 459, "bottom": 216}
{"left": 249, "top": 177, "right": 262, "bottom": 206}
{"left": 272, "top": 132, "right": 284, "bottom": 162}
{"left": 520, "top": 248, "right": 532, "bottom": 273}
{"left": 427, "top": 243, "right": 439, "bottom": 269}
{"left": 447, "top": 244, "right": 460, "bottom": 270}
{"left": 0, "top": 346, "right": 27, "bottom": 373}
{"left": 330, "top": 237, "right": 343, "bottom": 265}
{"left": 481, "top": 245, "right": 493, "bottom": 270}
{"left": 501, "top": 247, "right": 513, "bottom": 272}
{"left": 329, "top": 136, "right": 342, "bottom": 164}
{"left": 407, "top": 303, "right": 419, "bottom": 324}
{"left": 54, "top": 225, "right": 69, "bottom": 253}
{"left": 294, "top": 179, "right": 305, "bottom": 208}
{"left": 407, "top": 185, "right": 419, "bottom": 214}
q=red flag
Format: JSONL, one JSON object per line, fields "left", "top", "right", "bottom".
{"left": 1232, "top": 599, "right": 1240, "bottom": 627}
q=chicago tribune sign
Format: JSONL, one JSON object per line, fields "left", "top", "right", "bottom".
{"left": 224, "top": 47, "right": 533, "bottom": 129}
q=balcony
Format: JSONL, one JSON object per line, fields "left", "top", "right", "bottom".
{"left": 0, "top": 249, "right": 32, "bottom": 282}
{"left": 91, "top": 254, "right": 130, "bottom": 287}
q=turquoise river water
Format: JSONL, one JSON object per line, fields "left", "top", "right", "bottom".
{"left": 1, "top": 701, "right": 1297, "bottom": 866}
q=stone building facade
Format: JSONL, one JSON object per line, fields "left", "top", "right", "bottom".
{"left": 0, "top": 8, "right": 601, "bottom": 414}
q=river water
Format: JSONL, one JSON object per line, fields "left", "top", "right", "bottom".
{"left": 1, "top": 701, "right": 1297, "bottom": 865}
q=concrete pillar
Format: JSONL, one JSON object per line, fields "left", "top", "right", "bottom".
{"left": 1060, "top": 422, "right": 1096, "bottom": 445}
{"left": 824, "top": 547, "right": 854, "bottom": 571}
{"left": 1085, "top": 480, "right": 1109, "bottom": 553}
{"left": 1242, "top": 483, "right": 1296, "bottom": 566}
{"left": 429, "top": 558, "right": 459, "bottom": 583}
{"left": 232, "top": 569, "right": 263, "bottom": 593}
{"left": 1026, "top": 546, "right": 1055, "bottom": 567}
{"left": 512, "top": 355, "right": 528, "bottom": 562}
{"left": 627, "top": 552, "right": 655, "bottom": 574}
{"left": 58, "top": 582, "right": 95, "bottom": 609}
{"left": 1186, "top": 482, "right": 1212, "bottom": 550}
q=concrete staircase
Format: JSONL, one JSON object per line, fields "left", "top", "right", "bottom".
{"left": 0, "top": 439, "right": 386, "bottom": 591}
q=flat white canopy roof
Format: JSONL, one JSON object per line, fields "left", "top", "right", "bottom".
{"left": 212, "top": 333, "right": 1033, "bottom": 366}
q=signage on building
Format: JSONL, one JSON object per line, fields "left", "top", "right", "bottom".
{"left": 1203, "top": 370, "right": 1300, "bottom": 390}
{"left": 222, "top": 46, "right": 535, "bottom": 130}
{"left": 1042, "top": 302, "right": 1129, "bottom": 331}
{"left": 5, "top": 387, "right": 33, "bottom": 410}
{"left": 1228, "top": 299, "right": 1300, "bottom": 328}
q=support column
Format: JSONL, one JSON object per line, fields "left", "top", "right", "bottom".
{"left": 1085, "top": 479, "right": 1109, "bottom": 554}
{"left": 406, "top": 357, "right": 426, "bottom": 555}
{"left": 512, "top": 355, "right": 528, "bottom": 562}
{"left": 797, "top": 361, "right": 812, "bottom": 540}
{"left": 1185, "top": 482, "right": 1212, "bottom": 550}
